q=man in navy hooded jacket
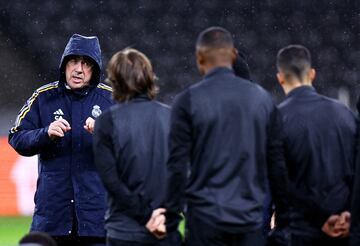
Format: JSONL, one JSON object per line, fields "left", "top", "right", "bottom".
{"left": 8, "top": 34, "right": 113, "bottom": 246}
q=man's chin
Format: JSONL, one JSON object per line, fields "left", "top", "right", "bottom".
{"left": 67, "top": 81, "right": 88, "bottom": 90}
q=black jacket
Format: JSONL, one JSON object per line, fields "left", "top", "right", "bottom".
{"left": 278, "top": 86, "right": 357, "bottom": 237}
{"left": 165, "top": 67, "right": 289, "bottom": 233}
{"left": 93, "top": 95, "right": 170, "bottom": 243}
{"left": 349, "top": 99, "right": 360, "bottom": 246}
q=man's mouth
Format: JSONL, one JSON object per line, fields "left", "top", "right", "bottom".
{"left": 72, "top": 75, "right": 83, "bottom": 82}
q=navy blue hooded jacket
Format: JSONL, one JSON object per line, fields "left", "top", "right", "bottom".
{"left": 8, "top": 34, "right": 114, "bottom": 237}
{"left": 165, "top": 67, "right": 289, "bottom": 233}
{"left": 278, "top": 86, "right": 357, "bottom": 237}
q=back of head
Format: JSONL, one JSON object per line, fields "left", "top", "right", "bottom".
{"left": 196, "top": 26, "right": 234, "bottom": 51}
{"left": 196, "top": 27, "right": 236, "bottom": 73}
{"left": 19, "top": 232, "right": 56, "bottom": 246}
{"left": 106, "top": 48, "right": 158, "bottom": 102}
{"left": 276, "top": 44, "right": 312, "bottom": 83}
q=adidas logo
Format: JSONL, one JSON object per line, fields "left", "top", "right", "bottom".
{"left": 53, "top": 109, "right": 64, "bottom": 115}
{"left": 53, "top": 108, "right": 64, "bottom": 120}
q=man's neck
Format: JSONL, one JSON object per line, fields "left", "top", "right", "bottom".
{"left": 203, "top": 62, "right": 232, "bottom": 76}
{"left": 284, "top": 81, "right": 312, "bottom": 95}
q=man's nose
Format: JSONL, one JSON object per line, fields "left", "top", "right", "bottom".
{"left": 74, "top": 62, "right": 84, "bottom": 72}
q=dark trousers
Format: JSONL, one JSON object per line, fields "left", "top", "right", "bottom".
{"left": 185, "top": 212, "right": 265, "bottom": 246}
{"left": 267, "top": 230, "right": 349, "bottom": 246}
{"left": 290, "top": 234, "right": 348, "bottom": 246}
{"left": 53, "top": 236, "right": 106, "bottom": 246}
{"left": 51, "top": 210, "right": 106, "bottom": 246}
{"left": 107, "top": 231, "right": 182, "bottom": 246}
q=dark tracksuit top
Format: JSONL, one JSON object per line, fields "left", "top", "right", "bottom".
{"left": 278, "top": 86, "right": 357, "bottom": 237}
{"left": 349, "top": 100, "right": 360, "bottom": 246}
{"left": 165, "top": 67, "right": 289, "bottom": 233}
{"left": 8, "top": 34, "right": 114, "bottom": 237}
{"left": 93, "top": 96, "right": 171, "bottom": 243}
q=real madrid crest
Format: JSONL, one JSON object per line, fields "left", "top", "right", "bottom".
{"left": 92, "top": 105, "right": 102, "bottom": 118}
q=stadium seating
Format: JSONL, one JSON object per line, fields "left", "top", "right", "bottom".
{"left": 1, "top": 0, "right": 359, "bottom": 105}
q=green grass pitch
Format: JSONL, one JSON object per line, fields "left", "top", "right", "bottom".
{"left": 0, "top": 216, "right": 185, "bottom": 245}
{"left": 0, "top": 216, "right": 32, "bottom": 246}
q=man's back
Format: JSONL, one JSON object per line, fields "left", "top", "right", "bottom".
{"left": 279, "top": 86, "right": 357, "bottom": 235}
{"left": 169, "top": 67, "right": 277, "bottom": 232}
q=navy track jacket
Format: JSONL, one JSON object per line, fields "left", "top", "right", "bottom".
{"left": 350, "top": 100, "right": 360, "bottom": 246}
{"left": 8, "top": 34, "right": 114, "bottom": 237}
{"left": 279, "top": 86, "right": 357, "bottom": 237}
{"left": 93, "top": 96, "right": 171, "bottom": 242}
{"left": 165, "top": 67, "right": 289, "bottom": 233}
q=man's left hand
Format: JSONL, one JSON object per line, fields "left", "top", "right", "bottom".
{"left": 84, "top": 117, "right": 95, "bottom": 134}
{"left": 146, "top": 208, "right": 167, "bottom": 239}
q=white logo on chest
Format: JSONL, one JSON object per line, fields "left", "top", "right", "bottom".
{"left": 53, "top": 108, "right": 64, "bottom": 120}
{"left": 92, "top": 105, "right": 102, "bottom": 118}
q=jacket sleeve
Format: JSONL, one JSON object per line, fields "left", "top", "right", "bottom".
{"left": 266, "top": 105, "right": 291, "bottom": 228}
{"left": 351, "top": 155, "right": 360, "bottom": 244}
{"left": 8, "top": 93, "right": 53, "bottom": 156}
{"left": 93, "top": 110, "right": 152, "bottom": 225}
{"left": 164, "top": 91, "right": 192, "bottom": 232}
{"left": 349, "top": 114, "right": 360, "bottom": 246}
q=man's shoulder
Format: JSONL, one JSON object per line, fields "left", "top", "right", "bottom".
{"left": 320, "top": 95, "right": 356, "bottom": 117}
{"left": 34, "top": 81, "right": 59, "bottom": 95}
{"left": 26, "top": 81, "right": 60, "bottom": 103}
{"left": 96, "top": 82, "right": 112, "bottom": 93}
{"left": 93, "top": 83, "right": 114, "bottom": 103}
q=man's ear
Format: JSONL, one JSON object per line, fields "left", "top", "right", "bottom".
{"left": 196, "top": 50, "right": 205, "bottom": 66}
{"left": 231, "top": 48, "right": 238, "bottom": 64}
{"left": 277, "top": 72, "right": 285, "bottom": 85}
{"left": 309, "top": 68, "right": 316, "bottom": 82}
{"left": 196, "top": 50, "right": 206, "bottom": 75}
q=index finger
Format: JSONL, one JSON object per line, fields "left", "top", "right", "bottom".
{"left": 154, "top": 208, "right": 166, "bottom": 216}
{"left": 57, "top": 118, "right": 71, "bottom": 128}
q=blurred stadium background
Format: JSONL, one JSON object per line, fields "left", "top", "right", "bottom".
{"left": 0, "top": 0, "right": 359, "bottom": 245}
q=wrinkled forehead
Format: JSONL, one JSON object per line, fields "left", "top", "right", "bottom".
{"left": 66, "top": 55, "right": 95, "bottom": 65}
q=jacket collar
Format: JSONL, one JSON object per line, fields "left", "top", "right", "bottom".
{"left": 204, "top": 66, "right": 234, "bottom": 79}
{"left": 129, "top": 94, "right": 151, "bottom": 103}
{"left": 58, "top": 81, "right": 94, "bottom": 97}
{"left": 286, "top": 85, "right": 316, "bottom": 99}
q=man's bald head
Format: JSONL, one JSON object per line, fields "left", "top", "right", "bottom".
{"left": 195, "top": 27, "right": 237, "bottom": 75}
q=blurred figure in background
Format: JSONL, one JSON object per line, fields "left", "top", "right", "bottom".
{"left": 93, "top": 48, "right": 181, "bottom": 246}
{"left": 19, "top": 232, "right": 57, "bottom": 246}
{"left": 232, "top": 50, "right": 251, "bottom": 80}
{"left": 269, "top": 45, "right": 355, "bottom": 246}
{"left": 232, "top": 49, "right": 274, "bottom": 236}
{"left": 8, "top": 34, "right": 114, "bottom": 246}
{"left": 148, "top": 26, "right": 289, "bottom": 246}
{"left": 350, "top": 101, "right": 360, "bottom": 245}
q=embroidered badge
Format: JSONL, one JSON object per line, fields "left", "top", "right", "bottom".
{"left": 92, "top": 105, "right": 102, "bottom": 118}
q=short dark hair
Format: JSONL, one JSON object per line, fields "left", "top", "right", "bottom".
{"left": 276, "top": 44, "right": 312, "bottom": 82}
{"left": 106, "top": 48, "right": 158, "bottom": 102}
{"left": 19, "top": 232, "right": 56, "bottom": 246}
{"left": 196, "top": 26, "right": 234, "bottom": 50}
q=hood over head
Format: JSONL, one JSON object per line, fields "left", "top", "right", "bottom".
{"left": 59, "top": 34, "right": 102, "bottom": 86}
